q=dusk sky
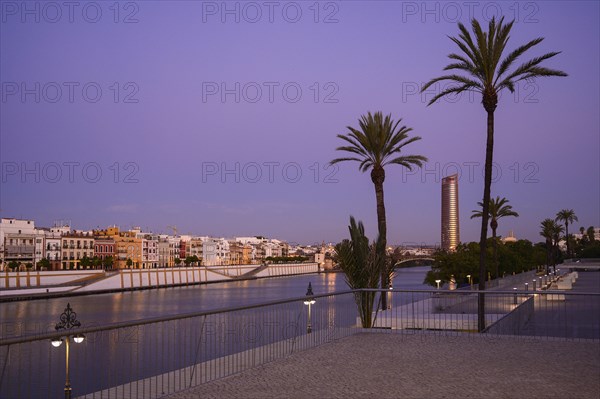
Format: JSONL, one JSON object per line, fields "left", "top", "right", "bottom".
{"left": 1, "top": 1, "right": 598, "bottom": 246}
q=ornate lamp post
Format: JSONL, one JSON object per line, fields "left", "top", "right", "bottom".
{"left": 51, "top": 303, "right": 85, "bottom": 399}
{"left": 435, "top": 279, "right": 441, "bottom": 290}
{"left": 303, "top": 283, "right": 316, "bottom": 334}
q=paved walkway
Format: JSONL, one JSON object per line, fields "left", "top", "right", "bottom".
{"left": 169, "top": 333, "right": 600, "bottom": 399}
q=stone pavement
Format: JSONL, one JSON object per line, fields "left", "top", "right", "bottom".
{"left": 168, "top": 332, "right": 600, "bottom": 399}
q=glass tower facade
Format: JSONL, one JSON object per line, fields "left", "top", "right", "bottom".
{"left": 441, "top": 174, "right": 460, "bottom": 251}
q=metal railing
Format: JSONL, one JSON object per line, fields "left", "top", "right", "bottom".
{"left": 0, "top": 288, "right": 598, "bottom": 399}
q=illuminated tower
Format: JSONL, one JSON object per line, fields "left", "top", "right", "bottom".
{"left": 441, "top": 174, "right": 460, "bottom": 251}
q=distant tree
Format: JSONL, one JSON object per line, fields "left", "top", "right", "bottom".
{"left": 426, "top": 240, "right": 542, "bottom": 287}
{"left": 184, "top": 256, "right": 193, "bottom": 267}
{"left": 555, "top": 209, "right": 578, "bottom": 257}
{"left": 335, "top": 217, "right": 383, "bottom": 328}
{"left": 580, "top": 242, "right": 600, "bottom": 258}
{"left": 174, "top": 258, "right": 181, "bottom": 267}
{"left": 36, "top": 258, "right": 50, "bottom": 271}
{"left": 126, "top": 258, "right": 133, "bottom": 268}
{"left": 79, "top": 255, "right": 91, "bottom": 270}
{"left": 25, "top": 262, "right": 33, "bottom": 270}
{"left": 587, "top": 226, "right": 596, "bottom": 243}
{"left": 190, "top": 255, "right": 200, "bottom": 266}
{"left": 91, "top": 256, "right": 102, "bottom": 270}
{"left": 426, "top": 243, "right": 480, "bottom": 287}
{"left": 471, "top": 196, "right": 519, "bottom": 279}
{"left": 7, "top": 261, "right": 19, "bottom": 271}
{"left": 104, "top": 256, "right": 114, "bottom": 270}
{"left": 540, "top": 219, "right": 563, "bottom": 273}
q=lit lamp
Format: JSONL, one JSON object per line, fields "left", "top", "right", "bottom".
{"left": 513, "top": 287, "right": 518, "bottom": 305}
{"left": 435, "top": 279, "right": 441, "bottom": 290}
{"left": 525, "top": 282, "right": 529, "bottom": 292}
{"left": 532, "top": 279, "right": 537, "bottom": 291}
{"left": 466, "top": 275, "right": 472, "bottom": 289}
{"left": 50, "top": 303, "right": 85, "bottom": 399}
{"left": 303, "top": 283, "right": 316, "bottom": 334}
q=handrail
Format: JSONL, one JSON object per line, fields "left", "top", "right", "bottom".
{"left": 0, "top": 289, "right": 355, "bottom": 346}
{"left": 2, "top": 287, "right": 598, "bottom": 346}
{"left": 361, "top": 288, "right": 600, "bottom": 296}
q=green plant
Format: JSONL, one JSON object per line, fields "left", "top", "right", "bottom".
{"left": 335, "top": 217, "right": 383, "bottom": 328}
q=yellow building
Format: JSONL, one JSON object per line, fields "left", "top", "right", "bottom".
{"left": 96, "top": 227, "right": 142, "bottom": 269}
{"left": 113, "top": 232, "right": 142, "bottom": 269}
{"left": 61, "top": 233, "right": 94, "bottom": 270}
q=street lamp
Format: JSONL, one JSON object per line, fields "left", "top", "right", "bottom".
{"left": 466, "top": 274, "right": 472, "bottom": 289}
{"left": 303, "top": 282, "right": 316, "bottom": 334}
{"left": 51, "top": 303, "right": 85, "bottom": 399}
{"left": 435, "top": 279, "right": 441, "bottom": 289}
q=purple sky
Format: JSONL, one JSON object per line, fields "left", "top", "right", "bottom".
{"left": 1, "top": 1, "right": 598, "bottom": 246}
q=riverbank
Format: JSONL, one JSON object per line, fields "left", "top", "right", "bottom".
{"left": 0, "top": 263, "right": 319, "bottom": 302}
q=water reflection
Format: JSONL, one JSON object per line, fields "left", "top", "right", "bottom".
{"left": 0, "top": 267, "right": 431, "bottom": 398}
{"left": 0, "top": 267, "right": 430, "bottom": 339}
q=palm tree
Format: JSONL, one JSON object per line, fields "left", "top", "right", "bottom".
{"left": 422, "top": 17, "right": 566, "bottom": 331}
{"left": 556, "top": 209, "right": 578, "bottom": 257}
{"left": 331, "top": 112, "right": 427, "bottom": 309}
{"left": 551, "top": 223, "right": 564, "bottom": 271}
{"left": 335, "top": 217, "right": 382, "bottom": 327}
{"left": 471, "top": 196, "right": 519, "bottom": 280}
{"left": 540, "top": 219, "right": 564, "bottom": 274}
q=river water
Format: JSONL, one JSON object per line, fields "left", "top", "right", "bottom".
{"left": 0, "top": 266, "right": 430, "bottom": 398}
{"left": 0, "top": 266, "right": 431, "bottom": 338}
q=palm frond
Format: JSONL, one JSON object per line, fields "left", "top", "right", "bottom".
{"left": 426, "top": 83, "right": 480, "bottom": 106}
{"left": 495, "top": 37, "right": 543, "bottom": 84}
{"left": 425, "top": 17, "right": 566, "bottom": 107}
{"left": 387, "top": 155, "right": 428, "bottom": 169}
{"left": 331, "top": 111, "right": 426, "bottom": 176}
{"left": 497, "top": 52, "right": 566, "bottom": 85}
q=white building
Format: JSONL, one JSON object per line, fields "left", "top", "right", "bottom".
{"left": 0, "top": 218, "right": 38, "bottom": 270}
{"left": 201, "top": 237, "right": 230, "bottom": 265}
{"left": 138, "top": 234, "right": 159, "bottom": 269}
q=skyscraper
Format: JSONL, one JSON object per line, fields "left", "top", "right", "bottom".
{"left": 441, "top": 174, "right": 460, "bottom": 251}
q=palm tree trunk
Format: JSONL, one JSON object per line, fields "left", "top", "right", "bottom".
{"left": 565, "top": 222, "right": 570, "bottom": 258}
{"left": 478, "top": 108, "right": 495, "bottom": 332}
{"left": 372, "top": 168, "right": 387, "bottom": 310}
{"left": 546, "top": 239, "right": 551, "bottom": 274}
{"left": 492, "top": 227, "right": 498, "bottom": 281}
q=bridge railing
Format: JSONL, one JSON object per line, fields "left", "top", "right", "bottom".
{"left": 1, "top": 288, "right": 598, "bottom": 399}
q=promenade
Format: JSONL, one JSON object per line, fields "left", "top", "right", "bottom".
{"left": 170, "top": 332, "right": 599, "bottom": 399}
{"left": 169, "top": 272, "right": 600, "bottom": 399}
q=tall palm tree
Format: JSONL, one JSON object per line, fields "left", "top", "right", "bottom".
{"left": 471, "top": 196, "right": 519, "bottom": 280}
{"left": 540, "top": 219, "right": 564, "bottom": 274}
{"left": 331, "top": 111, "right": 427, "bottom": 309}
{"left": 556, "top": 209, "right": 578, "bottom": 258}
{"left": 422, "top": 17, "right": 566, "bottom": 331}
